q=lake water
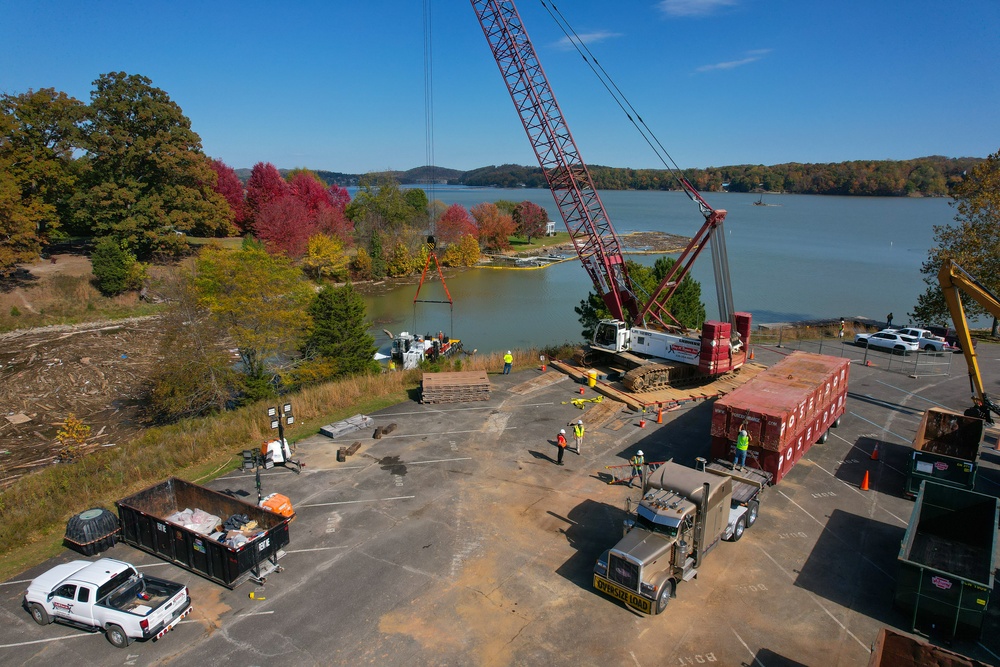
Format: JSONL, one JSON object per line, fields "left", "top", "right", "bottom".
{"left": 364, "top": 186, "right": 957, "bottom": 354}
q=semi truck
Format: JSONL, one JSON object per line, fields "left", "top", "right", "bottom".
{"left": 23, "top": 558, "right": 191, "bottom": 649}
{"left": 905, "top": 407, "right": 984, "bottom": 498}
{"left": 710, "top": 351, "right": 850, "bottom": 483}
{"left": 593, "top": 459, "right": 770, "bottom": 614}
{"left": 116, "top": 477, "right": 291, "bottom": 589}
{"left": 895, "top": 481, "right": 997, "bottom": 640}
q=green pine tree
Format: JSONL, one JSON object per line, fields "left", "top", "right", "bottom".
{"left": 303, "top": 284, "right": 379, "bottom": 378}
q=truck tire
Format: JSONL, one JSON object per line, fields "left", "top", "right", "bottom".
{"left": 655, "top": 580, "right": 674, "bottom": 614}
{"left": 728, "top": 515, "right": 746, "bottom": 542}
{"left": 832, "top": 416, "right": 842, "bottom": 428}
{"left": 817, "top": 430, "right": 829, "bottom": 444}
{"left": 746, "top": 500, "right": 759, "bottom": 527}
{"left": 28, "top": 603, "right": 51, "bottom": 626}
{"left": 106, "top": 624, "right": 132, "bottom": 649}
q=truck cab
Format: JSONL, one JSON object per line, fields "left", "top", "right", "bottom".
{"left": 593, "top": 460, "right": 768, "bottom": 615}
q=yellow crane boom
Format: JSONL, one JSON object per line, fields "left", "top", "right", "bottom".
{"left": 938, "top": 259, "right": 1000, "bottom": 423}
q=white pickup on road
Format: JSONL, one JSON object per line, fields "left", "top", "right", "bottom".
{"left": 22, "top": 558, "right": 191, "bottom": 648}
{"left": 892, "top": 327, "right": 956, "bottom": 352}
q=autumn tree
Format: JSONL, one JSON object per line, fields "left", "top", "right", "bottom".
{"left": 0, "top": 113, "right": 43, "bottom": 274}
{"left": 911, "top": 149, "right": 1000, "bottom": 336}
{"left": 436, "top": 203, "right": 476, "bottom": 245}
{"left": 471, "top": 202, "right": 515, "bottom": 253}
{"left": 149, "top": 267, "right": 242, "bottom": 421}
{"left": 90, "top": 237, "right": 145, "bottom": 296}
{"left": 575, "top": 258, "right": 705, "bottom": 339}
{"left": 245, "top": 162, "right": 289, "bottom": 226}
{"left": 301, "top": 234, "right": 349, "bottom": 281}
{"left": 193, "top": 244, "right": 313, "bottom": 400}
{"left": 441, "top": 234, "right": 480, "bottom": 267}
{"left": 253, "top": 196, "right": 315, "bottom": 258}
{"left": 513, "top": 200, "right": 548, "bottom": 243}
{"left": 345, "top": 173, "right": 413, "bottom": 236}
{"left": 75, "top": 72, "right": 231, "bottom": 258}
{"left": 0, "top": 88, "right": 86, "bottom": 249}
{"left": 299, "top": 283, "right": 378, "bottom": 381}
{"left": 210, "top": 159, "right": 248, "bottom": 232}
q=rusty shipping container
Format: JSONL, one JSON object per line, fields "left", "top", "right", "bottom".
{"left": 905, "top": 407, "right": 984, "bottom": 497}
{"left": 710, "top": 351, "right": 850, "bottom": 484}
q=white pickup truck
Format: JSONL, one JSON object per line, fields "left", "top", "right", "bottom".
{"left": 892, "top": 327, "right": 956, "bottom": 352}
{"left": 22, "top": 558, "right": 191, "bottom": 648}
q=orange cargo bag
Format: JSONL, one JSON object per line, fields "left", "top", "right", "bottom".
{"left": 261, "top": 493, "right": 295, "bottom": 519}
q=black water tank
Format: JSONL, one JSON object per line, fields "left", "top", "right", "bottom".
{"left": 64, "top": 508, "right": 120, "bottom": 556}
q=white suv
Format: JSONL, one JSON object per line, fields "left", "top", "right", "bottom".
{"left": 854, "top": 330, "right": 920, "bottom": 354}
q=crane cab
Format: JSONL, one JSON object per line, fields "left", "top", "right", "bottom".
{"left": 593, "top": 320, "right": 630, "bottom": 353}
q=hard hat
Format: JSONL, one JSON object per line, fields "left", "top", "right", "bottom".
{"left": 560, "top": 429, "right": 566, "bottom": 434}
{"left": 740, "top": 429, "right": 747, "bottom": 436}
{"left": 577, "top": 419, "right": 583, "bottom": 424}
{"left": 637, "top": 450, "right": 643, "bottom": 456}
{"left": 507, "top": 350, "right": 511, "bottom": 354}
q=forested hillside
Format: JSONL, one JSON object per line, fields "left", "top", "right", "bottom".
{"left": 457, "top": 156, "right": 982, "bottom": 197}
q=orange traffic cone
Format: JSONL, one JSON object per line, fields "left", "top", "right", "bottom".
{"left": 656, "top": 405, "right": 663, "bottom": 424}
{"left": 860, "top": 470, "right": 870, "bottom": 491}
{"left": 871, "top": 443, "right": 880, "bottom": 461}
{"left": 749, "top": 347, "right": 755, "bottom": 360}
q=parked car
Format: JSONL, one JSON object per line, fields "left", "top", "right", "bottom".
{"left": 892, "top": 327, "right": 956, "bottom": 352}
{"left": 854, "top": 330, "right": 920, "bottom": 354}
{"left": 924, "top": 324, "right": 976, "bottom": 352}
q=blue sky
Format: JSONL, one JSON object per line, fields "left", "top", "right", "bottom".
{"left": 2, "top": 1, "right": 998, "bottom": 173}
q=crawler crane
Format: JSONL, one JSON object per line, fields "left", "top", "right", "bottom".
{"left": 471, "top": 1, "right": 751, "bottom": 391}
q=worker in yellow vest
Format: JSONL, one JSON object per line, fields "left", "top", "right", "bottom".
{"left": 503, "top": 350, "right": 513, "bottom": 374}
{"left": 734, "top": 428, "right": 750, "bottom": 469}
{"left": 570, "top": 419, "right": 584, "bottom": 455}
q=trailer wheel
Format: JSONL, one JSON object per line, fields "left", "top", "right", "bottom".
{"left": 655, "top": 580, "right": 674, "bottom": 614}
{"left": 729, "top": 515, "right": 746, "bottom": 542}
{"left": 106, "top": 624, "right": 132, "bottom": 649}
{"left": 746, "top": 500, "right": 759, "bottom": 527}
{"left": 817, "top": 430, "right": 829, "bottom": 444}
{"left": 28, "top": 603, "right": 51, "bottom": 626}
{"left": 832, "top": 416, "right": 842, "bottom": 428}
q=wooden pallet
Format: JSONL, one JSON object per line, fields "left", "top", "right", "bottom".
{"left": 421, "top": 371, "right": 491, "bottom": 404}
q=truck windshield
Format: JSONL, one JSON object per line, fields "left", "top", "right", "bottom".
{"left": 635, "top": 511, "right": 679, "bottom": 537}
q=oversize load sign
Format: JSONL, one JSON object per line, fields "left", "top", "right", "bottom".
{"left": 594, "top": 575, "right": 653, "bottom": 614}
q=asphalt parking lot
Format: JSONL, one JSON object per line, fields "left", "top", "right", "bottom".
{"left": 2, "top": 341, "right": 1000, "bottom": 666}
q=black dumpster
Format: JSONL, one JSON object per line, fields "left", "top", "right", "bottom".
{"left": 116, "top": 477, "right": 290, "bottom": 589}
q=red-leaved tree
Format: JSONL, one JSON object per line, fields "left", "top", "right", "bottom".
{"left": 514, "top": 200, "right": 548, "bottom": 243}
{"left": 288, "top": 172, "right": 331, "bottom": 216}
{"left": 471, "top": 202, "right": 515, "bottom": 253}
{"left": 210, "top": 159, "right": 249, "bottom": 233}
{"left": 245, "top": 162, "right": 289, "bottom": 227}
{"left": 253, "top": 197, "right": 315, "bottom": 257}
{"left": 436, "top": 204, "right": 477, "bottom": 245}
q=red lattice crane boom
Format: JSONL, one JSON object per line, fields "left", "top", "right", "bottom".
{"left": 471, "top": 0, "right": 639, "bottom": 324}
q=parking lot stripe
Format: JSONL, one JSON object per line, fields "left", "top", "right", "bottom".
{"left": 375, "top": 403, "right": 555, "bottom": 417}
{"left": 298, "top": 495, "right": 415, "bottom": 508}
{"left": 848, "top": 411, "right": 909, "bottom": 442}
{"left": 731, "top": 628, "right": 765, "bottom": 667}
{"left": 409, "top": 457, "right": 472, "bottom": 465}
{"left": 0, "top": 633, "right": 96, "bottom": 648}
{"left": 874, "top": 379, "right": 953, "bottom": 409}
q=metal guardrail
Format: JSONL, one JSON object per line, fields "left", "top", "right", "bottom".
{"left": 751, "top": 334, "right": 956, "bottom": 378}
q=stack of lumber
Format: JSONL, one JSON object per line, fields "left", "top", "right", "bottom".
{"left": 421, "top": 371, "right": 491, "bottom": 404}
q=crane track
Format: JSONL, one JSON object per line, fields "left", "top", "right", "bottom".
{"left": 622, "top": 363, "right": 741, "bottom": 393}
